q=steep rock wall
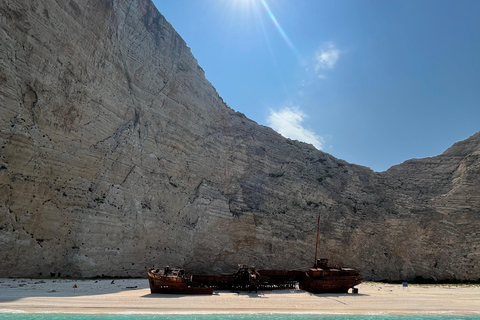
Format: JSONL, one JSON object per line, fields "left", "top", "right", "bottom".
{"left": 0, "top": 0, "right": 478, "bottom": 281}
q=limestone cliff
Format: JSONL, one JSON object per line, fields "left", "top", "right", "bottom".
{"left": 0, "top": 0, "right": 478, "bottom": 281}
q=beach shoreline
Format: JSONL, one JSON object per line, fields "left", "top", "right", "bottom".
{"left": 0, "top": 279, "right": 479, "bottom": 315}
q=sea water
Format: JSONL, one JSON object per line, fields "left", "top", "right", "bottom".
{"left": 0, "top": 315, "right": 479, "bottom": 320}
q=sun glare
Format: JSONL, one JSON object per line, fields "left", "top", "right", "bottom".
{"left": 225, "top": 0, "right": 302, "bottom": 62}
{"left": 259, "top": 0, "right": 302, "bottom": 61}
{"left": 231, "top": 0, "right": 255, "bottom": 10}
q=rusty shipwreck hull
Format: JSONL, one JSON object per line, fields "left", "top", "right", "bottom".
{"left": 299, "top": 277, "right": 362, "bottom": 294}
{"left": 191, "top": 265, "right": 301, "bottom": 291}
{"left": 192, "top": 261, "right": 361, "bottom": 294}
{"left": 148, "top": 260, "right": 362, "bottom": 294}
{"left": 299, "top": 266, "right": 363, "bottom": 294}
{"left": 147, "top": 267, "right": 213, "bottom": 295}
{"left": 256, "top": 269, "right": 304, "bottom": 290}
{"left": 192, "top": 264, "right": 267, "bottom": 291}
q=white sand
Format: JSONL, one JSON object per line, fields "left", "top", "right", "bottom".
{"left": 0, "top": 279, "right": 479, "bottom": 315}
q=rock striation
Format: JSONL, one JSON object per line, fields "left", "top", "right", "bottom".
{"left": 0, "top": 0, "right": 478, "bottom": 281}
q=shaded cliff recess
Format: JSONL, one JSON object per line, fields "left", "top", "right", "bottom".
{"left": 0, "top": 0, "right": 479, "bottom": 281}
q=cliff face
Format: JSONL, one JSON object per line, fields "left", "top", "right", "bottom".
{"left": 0, "top": 0, "right": 478, "bottom": 281}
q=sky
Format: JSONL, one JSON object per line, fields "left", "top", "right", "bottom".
{"left": 153, "top": 0, "right": 480, "bottom": 172}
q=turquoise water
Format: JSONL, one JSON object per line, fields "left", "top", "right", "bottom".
{"left": 0, "top": 315, "right": 479, "bottom": 320}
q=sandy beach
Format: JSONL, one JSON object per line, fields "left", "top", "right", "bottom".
{"left": 0, "top": 278, "right": 479, "bottom": 315}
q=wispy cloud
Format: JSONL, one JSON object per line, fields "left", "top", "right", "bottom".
{"left": 267, "top": 107, "right": 324, "bottom": 149}
{"left": 314, "top": 42, "right": 340, "bottom": 79}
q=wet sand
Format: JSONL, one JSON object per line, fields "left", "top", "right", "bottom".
{"left": 0, "top": 279, "right": 479, "bottom": 315}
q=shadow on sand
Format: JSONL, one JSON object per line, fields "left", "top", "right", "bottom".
{"left": 0, "top": 278, "right": 149, "bottom": 302}
{"left": 141, "top": 289, "right": 369, "bottom": 299}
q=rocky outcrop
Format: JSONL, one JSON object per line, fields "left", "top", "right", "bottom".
{"left": 376, "top": 132, "right": 480, "bottom": 281}
{"left": 0, "top": 0, "right": 478, "bottom": 281}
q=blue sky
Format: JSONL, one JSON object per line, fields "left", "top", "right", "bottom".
{"left": 153, "top": 0, "right": 480, "bottom": 172}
